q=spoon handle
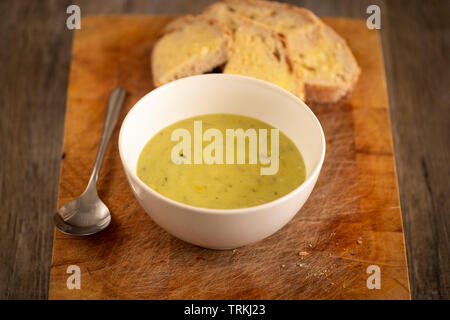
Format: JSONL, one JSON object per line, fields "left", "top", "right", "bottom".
{"left": 86, "top": 87, "right": 126, "bottom": 190}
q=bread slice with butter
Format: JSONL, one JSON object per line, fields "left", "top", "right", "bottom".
{"left": 296, "top": 23, "right": 361, "bottom": 103}
{"left": 224, "top": 23, "right": 305, "bottom": 100}
{"left": 151, "top": 15, "right": 232, "bottom": 87}
{"left": 204, "top": 0, "right": 360, "bottom": 103}
{"left": 203, "top": 0, "right": 324, "bottom": 56}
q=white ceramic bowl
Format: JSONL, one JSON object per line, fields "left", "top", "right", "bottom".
{"left": 118, "top": 74, "right": 325, "bottom": 249}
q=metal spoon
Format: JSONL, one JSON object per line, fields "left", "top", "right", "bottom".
{"left": 54, "top": 87, "right": 126, "bottom": 236}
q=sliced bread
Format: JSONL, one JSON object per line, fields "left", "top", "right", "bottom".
{"left": 296, "top": 24, "right": 361, "bottom": 103}
{"left": 203, "top": 0, "right": 324, "bottom": 55}
{"left": 223, "top": 22, "right": 305, "bottom": 100}
{"left": 204, "top": 0, "right": 360, "bottom": 103}
{"left": 151, "top": 15, "right": 232, "bottom": 87}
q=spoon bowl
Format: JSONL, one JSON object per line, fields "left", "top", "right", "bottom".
{"left": 54, "top": 190, "right": 111, "bottom": 236}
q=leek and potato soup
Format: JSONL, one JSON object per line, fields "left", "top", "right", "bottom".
{"left": 136, "top": 114, "right": 306, "bottom": 209}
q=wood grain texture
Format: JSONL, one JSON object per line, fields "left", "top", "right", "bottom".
{"left": 381, "top": 0, "right": 450, "bottom": 299}
{"left": 0, "top": 0, "right": 73, "bottom": 299}
{"left": 48, "top": 16, "right": 409, "bottom": 300}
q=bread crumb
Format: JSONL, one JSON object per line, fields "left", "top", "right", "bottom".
{"left": 298, "top": 251, "right": 310, "bottom": 256}
{"left": 356, "top": 237, "right": 363, "bottom": 245}
{"left": 281, "top": 264, "right": 286, "bottom": 268}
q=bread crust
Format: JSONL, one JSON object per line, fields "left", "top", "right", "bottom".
{"left": 228, "top": 0, "right": 323, "bottom": 27}
{"left": 305, "top": 75, "right": 358, "bottom": 103}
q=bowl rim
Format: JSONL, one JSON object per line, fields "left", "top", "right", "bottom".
{"left": 118, "top": 74, "right": 326, "bottom": 215}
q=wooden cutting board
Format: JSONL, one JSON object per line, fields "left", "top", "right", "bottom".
{"left": 49, "top": 16, "right": 410, "bottom": 299}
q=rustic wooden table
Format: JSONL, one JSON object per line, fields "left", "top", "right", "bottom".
{"left": 0, "top": 0, "right": 448, "bottom": 300}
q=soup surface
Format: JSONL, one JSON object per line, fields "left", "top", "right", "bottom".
{"left": 137, "top": 114, "right": 306, "bottom": 209}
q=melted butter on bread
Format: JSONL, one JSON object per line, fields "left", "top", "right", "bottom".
{"left": 224, "top": 24, "right": 305, "bottom": 100}
{"left": 152, "top": 15, "right": 231, "bottom": 86}
{"left": 155, "top": 25, "right": 222, "bottom": 72}
{"left": 203, "top": 0, "right": 360, "bottom": 103}
{"left": 299, "top": 38, "right": 345, "bottom": 83}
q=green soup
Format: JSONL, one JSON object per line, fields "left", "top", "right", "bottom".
{"left": 137, "top": 114, "right": 306, "bottom": 209}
